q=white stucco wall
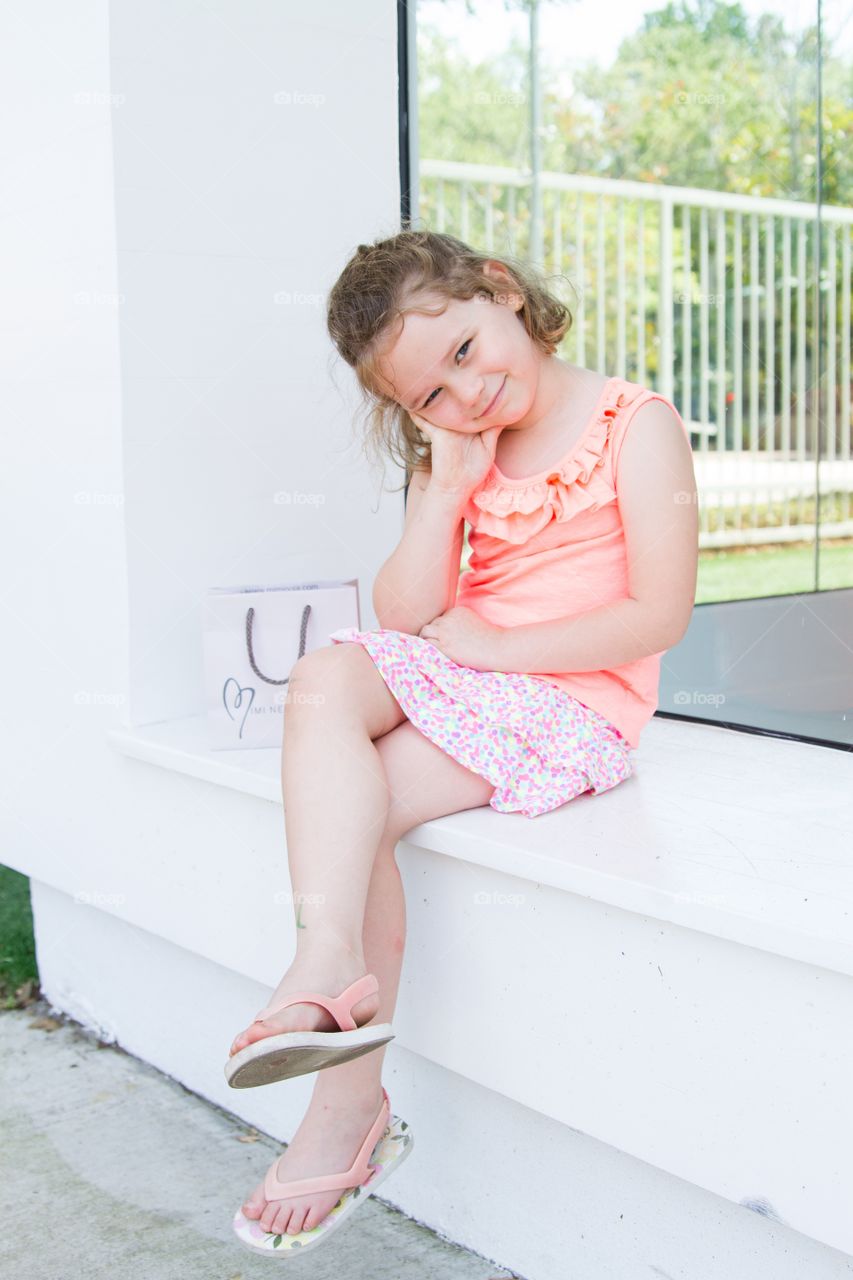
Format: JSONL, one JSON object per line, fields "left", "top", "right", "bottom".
{"left": 0, "top": 0, "right": 402, "bottom": 891}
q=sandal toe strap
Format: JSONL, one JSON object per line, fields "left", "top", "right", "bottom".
{"left": 252, "top": 973, "right": 379, "bottom": 1032}
{"left": 262, "top": 1090, "right": 390, "bottom": 1202}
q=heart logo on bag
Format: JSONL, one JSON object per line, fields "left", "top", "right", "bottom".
{"left": 222, "top": 677, "right": 256, "bottom": 741}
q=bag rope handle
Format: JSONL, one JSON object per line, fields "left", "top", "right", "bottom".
{"left": 245, "top": 603, "right": 311, "bottom": 685}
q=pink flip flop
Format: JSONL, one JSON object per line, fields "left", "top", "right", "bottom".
{"left": 231, "top": 1086, "right": 414, "bottom": 1257}
{"left": 224, "top": 973, "right": 394, "bottom": 1089}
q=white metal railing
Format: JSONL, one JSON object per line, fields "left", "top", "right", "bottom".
{"left": 418, "top": 159, "right": 853, "bottom": 548}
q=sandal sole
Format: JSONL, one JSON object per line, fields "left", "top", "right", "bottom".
{"left": 225, "top": 1023, "right": 395, "bottom": 1089}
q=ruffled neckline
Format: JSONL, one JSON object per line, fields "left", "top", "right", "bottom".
{"left": 465, "top": 375, "right": 633, "bottom": 544}
{"left": 488, "top": 375, "right": 619, "bottom": 487}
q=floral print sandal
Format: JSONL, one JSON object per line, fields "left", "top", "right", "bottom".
{"left": 232, "top": 1087, "right": 413, "bottom": 1258}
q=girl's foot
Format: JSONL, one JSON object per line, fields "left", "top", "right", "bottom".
{"left": 241, "top": 1083, "right": 386, "bottom": 1237}
{"left": 228, "top": 960, "right": 380, "bottom": 1059}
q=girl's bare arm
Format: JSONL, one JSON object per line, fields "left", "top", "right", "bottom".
{"left": 372, "top": 468, "right": 466, "bottom": 635}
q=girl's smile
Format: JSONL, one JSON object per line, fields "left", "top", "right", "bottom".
{"left": 478, "top": 375, "right": 507, "bottom": 419}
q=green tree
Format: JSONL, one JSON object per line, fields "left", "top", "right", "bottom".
{"left": 418, "top": 0, "right": 852, "bottom": 206}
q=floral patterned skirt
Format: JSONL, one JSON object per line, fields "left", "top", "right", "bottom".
{"left": 328, "top": 627, "right": 633, "bottom": 819}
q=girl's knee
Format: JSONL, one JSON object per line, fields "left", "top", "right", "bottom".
{"left": 288, "top": 641, "right": 365, "bottom": 691}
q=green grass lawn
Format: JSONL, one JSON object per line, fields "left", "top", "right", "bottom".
{"left": 0, "top": 864, "right": 38, "bottom": 1009}
{"left": 697, "top": 540, "right": 852, "bottom": 603}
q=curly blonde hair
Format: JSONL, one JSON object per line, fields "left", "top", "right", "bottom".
{"left": 326, "top": 228, "right": 575, "bottom": 491}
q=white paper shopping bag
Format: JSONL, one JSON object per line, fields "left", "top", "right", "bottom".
{"left": 202, "top": 579, "right": 361, "bottom": 750}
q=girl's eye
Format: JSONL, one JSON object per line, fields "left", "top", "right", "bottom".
{"left": 422, "top": 339, "right": 471, "bottom": 408}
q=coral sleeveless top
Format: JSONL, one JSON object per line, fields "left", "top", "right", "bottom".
{"left": 455, "top": 375, "right": 690, "bottom": 749}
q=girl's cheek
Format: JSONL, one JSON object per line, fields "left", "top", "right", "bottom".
{"left": 443, "top": 411, "right": 473, "bottom": 433}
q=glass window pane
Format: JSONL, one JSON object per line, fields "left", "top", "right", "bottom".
{"left": 411, "top": 0, "right": 852, "bottom": 745}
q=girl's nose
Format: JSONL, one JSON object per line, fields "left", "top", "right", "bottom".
{"left": 460, "top": 377, "right": 485, "bottom": 413}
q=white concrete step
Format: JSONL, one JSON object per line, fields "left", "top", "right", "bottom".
{"left": 20, "top": 712, "right": 853, "bottom": 1276}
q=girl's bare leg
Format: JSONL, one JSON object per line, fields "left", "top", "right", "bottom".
{"left": 229, "top": 643, "right": 410, "bottom": 1059}
{"left": 240, "top": 717, "right": 495, "bottom": 1237}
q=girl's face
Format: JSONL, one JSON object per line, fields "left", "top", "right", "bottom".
{"left": 375, "top": 264, "right": 543, "bottom": 434}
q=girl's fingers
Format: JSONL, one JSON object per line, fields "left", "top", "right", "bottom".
{"left": 409, "top": 412, "right": 433, "bottom": 438}
{"left": 480, "top": 423, "right": 505, "bottom": 451}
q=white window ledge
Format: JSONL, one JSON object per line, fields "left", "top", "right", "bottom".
{"left": 108, "top": 713, "right": 853, "bottom": 979}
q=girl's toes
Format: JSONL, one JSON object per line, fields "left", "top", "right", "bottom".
{"left": 287, "top": 1207, "right": 307, "bottom": 1235}
{"left": 271, "top": 1205, "right": 292, "bottom": 1236}
{"left": 242, "top": 1183, "right": 266, "bottom": 1219}
{"left": 260, "top": 1203, "right": 280, "bottom": 1234}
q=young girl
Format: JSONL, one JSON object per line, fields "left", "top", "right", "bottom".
{"left": 227, "top": 229, "right": 698, "bottom": 1257}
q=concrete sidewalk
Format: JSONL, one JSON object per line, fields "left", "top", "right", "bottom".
{"left": 0, "top": 1001, "right": 519, "bottom": 1279}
